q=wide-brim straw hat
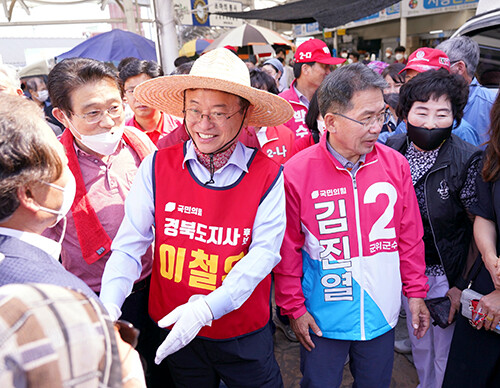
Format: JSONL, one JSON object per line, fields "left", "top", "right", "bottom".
{"left": 134, "top": 48, "right": 293, "bottom": 128}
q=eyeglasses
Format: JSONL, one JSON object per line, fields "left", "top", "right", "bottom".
{"left": 183, "top": 108, "right": 242, "bottom": 125}
{"left": 332, "top": 111, "right": 389, "bottom": 129}
{"left": 71, "top": 104, "right": 124, "bottom": 124}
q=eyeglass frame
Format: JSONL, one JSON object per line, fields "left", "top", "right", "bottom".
{"left": 69, "top": 103, "right": 124, "bottom": 124}
{"left": 182, "top": 108, "right": 243, "bottom": 125}
{"left": 331, "top": 110, "right": 390, "bottom": 129}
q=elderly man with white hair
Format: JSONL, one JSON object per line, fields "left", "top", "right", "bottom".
{"left": 0, "top": 64, "right": 23, "bottom": 96}
{"left": 100, "top": 48, "right": 293, "bottom": 387}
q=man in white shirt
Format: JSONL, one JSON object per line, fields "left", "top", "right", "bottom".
{"left": 100, "top": 48, "right": 294, "bottom": 387}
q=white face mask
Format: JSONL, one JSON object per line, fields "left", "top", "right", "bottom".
{"left": 385, "top": 52, "right": 392, "bottom": 58}
{"left": 64, "top": 113, "right": 124, "bottom": 156}
{"left": 38, "top": 169, "right": 76, "bottom": 228}
{"left": 341, "top": 53, "right": 348, "bottom": 59}
{"left": 395, "top": 53, "right": 404, "bottom": 61}
{"left": 317, "top": 119, "right": 326, "bottom": 135}
{"left": 347, "top": 58, "right": 353, "bottom": 64}
{"left": 34, "top": 89, "right": 49, "bottom": 103}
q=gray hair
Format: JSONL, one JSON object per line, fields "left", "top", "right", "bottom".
{"left": 0, "top": 64, "right": 21, "bottom": 90}
{"left": 317, "top": 63, "right": 388, "bottom": 117}
{"left": 436, "top": 36, "right": 479, "bottom": 78}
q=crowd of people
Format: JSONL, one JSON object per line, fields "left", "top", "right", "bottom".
{"left": 0, "top": 33, "right": 499, "bottom": 388}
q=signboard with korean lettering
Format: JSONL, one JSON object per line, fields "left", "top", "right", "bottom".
{"left": 401, "top": 0, "right": 479, "bottom": 18}
{"left": 341, "top": 3, "right": 401, "bottom": 29}
{"left": 176, "top": 0, "right": 242, "bottom": 27}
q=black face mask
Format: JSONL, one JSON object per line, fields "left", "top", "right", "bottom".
{"left": 407, "top": 121, "right": 453, "bottom": 151}
{"left": 384, "top": 93, "right": 399, "bottom": 110}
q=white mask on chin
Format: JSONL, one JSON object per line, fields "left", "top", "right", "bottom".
{"left": 64, "top": 113, "right": 124, "bottom": 156}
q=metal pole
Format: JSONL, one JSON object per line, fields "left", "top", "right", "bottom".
{"left": 123, "top": 0, "right": 138, "bottom": 33}
{"left": 154, "top": 0, "right": 179, "bottom": 74}
{"left": 400, "top": 16, "right": 407, "bottom": 48}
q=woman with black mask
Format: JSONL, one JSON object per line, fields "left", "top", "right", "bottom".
{"left": 381, "top": 63, "right": 406, "bottom": 133}
{"left": 442, "top": 92, "right": 500, "bottom": 388}
{"left": 386, "top": 69, "right": 482, "bottom": 388}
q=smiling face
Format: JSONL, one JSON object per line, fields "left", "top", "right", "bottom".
{"left": 407, "top": 94, "right": 453, "bottom": 129}
{"left": 184, "top": 89, "right": 250, "bottom": 154}
{"left": 324, "top": 88, "right": 386, "bottom": 164}
{"left": 53, "top": 78, "right": 124, "bottom": 155}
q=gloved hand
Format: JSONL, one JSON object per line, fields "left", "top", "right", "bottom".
{"left": 155, "top": 295, "right": 213, "bottom": 364}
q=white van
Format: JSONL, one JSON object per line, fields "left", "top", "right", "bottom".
{"left": 452, "top": 0, "right": 500, "bottom": 87}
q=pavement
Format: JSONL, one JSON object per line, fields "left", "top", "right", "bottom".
{"left": 273, "top": 311, "right": 418, "bottom": 387}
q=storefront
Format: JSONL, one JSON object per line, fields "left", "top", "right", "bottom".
{"left": 294, "top": 0, "right": 480, "bottom": 60}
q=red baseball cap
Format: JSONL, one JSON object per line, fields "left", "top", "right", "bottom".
{"left": 294, "top": 39, "right": 346, "bottom": 65}
{"left": 400, "top": 47, "right": 450, "bottom": 74}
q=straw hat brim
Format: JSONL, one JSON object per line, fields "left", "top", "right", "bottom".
{"left": 133, "top": 75, "right": 294, "bottom": 128}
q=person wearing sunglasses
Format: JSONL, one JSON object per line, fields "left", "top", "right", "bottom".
{"left": 46, "top": 58, "right": 164, "bottom": 387}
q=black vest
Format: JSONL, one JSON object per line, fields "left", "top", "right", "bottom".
{"left": 386, "top": 134, "right": 482, "bottom": 287}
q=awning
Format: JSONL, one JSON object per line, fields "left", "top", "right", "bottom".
{"left": 216, "top": 0, "right": 399, "bottom": 29}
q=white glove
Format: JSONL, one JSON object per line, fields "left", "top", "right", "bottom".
{"left": 155, "top": 295, "right": 213, "bottom": 364}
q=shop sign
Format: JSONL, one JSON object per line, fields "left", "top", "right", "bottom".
{"left": 176, "top": 0, "right": 243, "bottom": 27}
{"left": 402, "top": 0, "right": 479, "bottom": 18}
{"left": 342, "top": 3, "right": 401, "bottom": 28}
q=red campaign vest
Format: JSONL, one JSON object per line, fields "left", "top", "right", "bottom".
{"left": 151, "top": 143, "right": 282, "bottom": 339}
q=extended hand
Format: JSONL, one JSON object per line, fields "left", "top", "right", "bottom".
{"left": 155, "top": 295, "right": 213, "bottom": 364}
{"left": 408, "top": 297, "right": 430, "bottom": 339}
{"left": 290, "top": 311, "right": 322, "bottom": 351}
{"left": 475, "top": 289, "right": 500, "bottom": 331}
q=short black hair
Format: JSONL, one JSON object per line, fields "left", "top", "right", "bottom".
{"left": 381, "top": 63, "right": 406, "bottom": 84}
{"left": 395, "top": 46, "right": 406, "bottom": 53}
{"left": 249, "top": 68, "right": 279, "bottom": 95}
{"left": 349, "top": 51, "right": 360, "bottom": 60}
{"left": 174, "top": 56, "right": 192, "bottom": 68}
{"left": 119, "top": 59, "right": 163, "bottom": 84}
{"left": 275, "top": 47, "right": 287, "bottom": 56}
{"left": 305, "top": 89, "right": 321, "bottom": 143}
{"left": 293, "top": 61, "right": 315, "bottom": 79}
{"left": 48, "top": 58, "right": 120, "bottom": 115}
{"left": 397, "top": 69, "right": 469, "bottom": 126}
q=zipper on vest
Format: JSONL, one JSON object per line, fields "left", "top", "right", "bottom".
{"left": 351, "top": 172, "right": 366, "bottom": 340}
{"left": 423, "top": 165, "right": 448, "bottom": 271}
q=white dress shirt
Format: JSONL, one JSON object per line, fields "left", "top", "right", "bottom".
{"left": 0, "top": 226, "right": 61, "bottom": 261}
{"left": 100, "top": 141, "right": 285, "bottom": 321}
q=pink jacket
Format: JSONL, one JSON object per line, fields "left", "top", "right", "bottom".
{"left": 274, "top": 134, "right": 428, "bottom": 340}
{"left": 279, "top": 81, "right": 310, "bottom": 139}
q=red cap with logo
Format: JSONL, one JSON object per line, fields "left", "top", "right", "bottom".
{"left": 294, "top": 39, "right": 346, "bottom": 65}
{"left": 400, "top": 47, "right": 450, "bottom": 74}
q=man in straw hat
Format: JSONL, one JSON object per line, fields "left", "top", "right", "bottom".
{"left": 100, "top": 47, "right": 294, "bottom": 386}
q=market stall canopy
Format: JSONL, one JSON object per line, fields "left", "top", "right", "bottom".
{"left": 216, "top": 0, "right": 400, "bottom": 29}
{"left": 56, "top": 29, "right": 156, "bottom": 64}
